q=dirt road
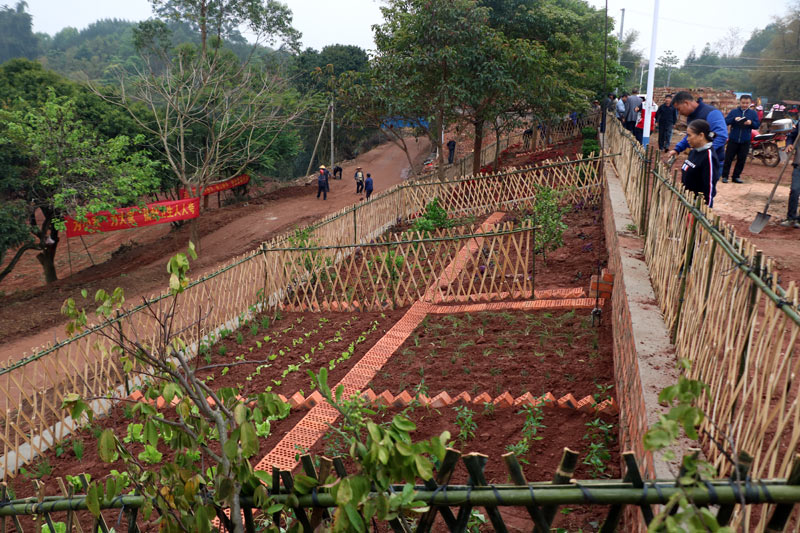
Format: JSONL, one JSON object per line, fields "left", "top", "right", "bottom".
{"left": 0, "top": 137, "right": 432, "bottom": 362}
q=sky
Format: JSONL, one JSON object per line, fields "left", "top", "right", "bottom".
{"left": 26, "top": 0, "right": 793, "bottom": 64}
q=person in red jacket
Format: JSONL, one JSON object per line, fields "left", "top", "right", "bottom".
{"left": 634, "top": 97, "right": 656, "bottom": 144}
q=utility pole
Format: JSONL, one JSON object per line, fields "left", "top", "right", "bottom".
{"left": 330, "top": 97, "right": 334, "bottom": 170}
{"left": 642, "top": 0, "right": 660, "bottom": 148}
{"left": 616, "top": 8, "right": 625, "bottom": 93}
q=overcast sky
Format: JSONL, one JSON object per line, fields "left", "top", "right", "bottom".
{"left": 27, "top": 0, "right": 792, "bottom": 66}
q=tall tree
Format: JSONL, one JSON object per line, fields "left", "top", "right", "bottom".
{"left": 0, "top": 91, "right": 160, "bottom": 283}
{"left": 371, "top": 0, "right": 476, "bottom": 177}
{"left": 0, "top": 1, "right": 39, "bottom": 63}
{"left": 105, "top": 1, "right": 308, "bottom": 251}
{"left": 657, "top": 50, "right": 679, "bottom": 86}
{"left": 753, "top": 10, "right": 800, "bottom": 99}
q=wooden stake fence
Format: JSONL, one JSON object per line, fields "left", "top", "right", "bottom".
{"left": 0, "top": 120, "right": 599, "bottom": 481}
{"left": 3, "top": 449, "right": 800, "bottom": 532}
{"left": 606, "top": 116, "right": 800, "bottom": 530}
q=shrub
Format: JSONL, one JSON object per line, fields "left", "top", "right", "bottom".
{"left": 412, "top": 198, "right": 451, "bottom": 233}
{"left": 581, "top": 126, "right": 598, "bottom": 139}
{"left": 582, "top": 139, "right": 600, "bottom": 157}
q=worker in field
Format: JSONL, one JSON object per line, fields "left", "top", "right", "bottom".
{"left": 783, "top": 122, "right": 800, "bottom": 228}
{"left": 680, "top": 119, "right": 719, "bottom": 207}
{"left": 667, "top": 91, "right": 728, "bottom": 183}
{"left": 317, "top": 165, "right": 329, "bottom": 200}
{"left": 365, "top": 173, "right": 374, "bottom": 200}
{"left": 354, "top": 166, "right": 365, "bottom": 194}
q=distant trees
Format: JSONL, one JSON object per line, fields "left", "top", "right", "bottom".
{"left": 752, "top": 11, "right": 800, "bottom": 100}
{"left": 0, "top": 1, "right": 38, "bottom": 63}
{"left": 103, "top": 0, "right": 308, "bottom": 251}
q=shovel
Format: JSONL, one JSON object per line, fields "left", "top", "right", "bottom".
{"left": 749, "top": 133, "right": 800, "bottom": 234}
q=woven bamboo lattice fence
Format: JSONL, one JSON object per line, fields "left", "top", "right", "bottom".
{"left": 606, "top": 116, "right": 800, "bottom": 530}
{"left": 0, "top": 120, "right": 599, "bottom": 481}
{"left": 268, "top": 222, "right": 533, "bottom": 313}
{"left": 3, "top": 449, "right": 800, "bottom": 533}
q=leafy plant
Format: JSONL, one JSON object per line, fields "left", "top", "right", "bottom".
{"left": 527, "top": 185, "right": 569, "bottom": 264}
{"left": 412, "top": 197, "right": 451, "bottom": 233}
{"left": 453, "top": 405, "right": 477, "bottom": 443}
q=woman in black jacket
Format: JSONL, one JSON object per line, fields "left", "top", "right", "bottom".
{"left": 680, "top": 119, "right": 719, "bottom": 207}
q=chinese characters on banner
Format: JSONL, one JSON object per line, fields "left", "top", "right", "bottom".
{"left": 64, "top": 197, "right": 201, "bottom": 238}
{"left": 179, "top": 174, "right": 250, "bottom": 199}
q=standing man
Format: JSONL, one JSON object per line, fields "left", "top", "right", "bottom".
{"left": 447, "top": 139, "right": 457, "bottom": 164}
{"left": 364, "top": 173, "right": 374, "bottom": 200}
{"left": 354, "top": 166, "right": 365, "bottom": 194}
{"left": 333, "top": 165, "right": 343, "bottom": 179}
{"left": 601, "top": 93, "right": 616, "bottom": 133}
{"left": 783, "top": 122, "right": 800, "bottom": 228}
{"left": 616, "top": 93, "right": 627, "bottom": 123}
{"left": 655, "top": 94, "right": 678, "bottom": 153}
{"left": 721, "top": 94, "right": 760, "bottom": 184}
{"left": 624, "top": 89, "right": 642, "bottom": 133}
{"left": 667, "top": 91, "right": 728, "bottom": 185}
{"left": 316, "top": 165, "right": 329, "bottom": 200}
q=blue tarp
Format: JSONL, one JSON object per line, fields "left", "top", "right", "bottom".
{"left": 381, "top": 117, "right": 430, "bottom": 129}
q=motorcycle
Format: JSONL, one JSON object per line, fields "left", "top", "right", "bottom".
{"left": 749, "top": 130, "right": 785, "bottom": 167}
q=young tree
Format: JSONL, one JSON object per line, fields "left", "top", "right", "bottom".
{"left": 0, "top": 91, "right": 161, "bottom": 283}
{"left": 104, "top": 0, "right": 308, "bottom": 251}
{"left": 657, "top": 50, "right": 680, "bottom": 86}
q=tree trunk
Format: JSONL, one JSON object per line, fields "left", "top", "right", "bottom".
{"left": 472, "top": 120, "right": 484, "bottom": 175}
{"left": 37, "top": 242, "right": 58, "bottom": 283}
{"left": 436, "top": 109, "right": 446, "bottom": 181}
{"left": 190, "top": 218, "right": 201, "bottom": 254}
{"left": 493, "top": 124, "right": 502, "bottom": 172}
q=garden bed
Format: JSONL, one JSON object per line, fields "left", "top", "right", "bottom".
{"left": 308, "top": 401, "right": 620, "bottom": 531}
{"left": 367, "top": 307, "right": 615, "bottom": 401}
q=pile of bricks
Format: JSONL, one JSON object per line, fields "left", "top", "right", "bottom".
{"left": 127, "top": 387, "right": 618, "bottom": 416}
{"left": 590, "top": 268, "right": 614, "bottom": 300}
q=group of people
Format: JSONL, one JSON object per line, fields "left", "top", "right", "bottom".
{"left": 316, "top": 165, "right": 374, "bottom": 201}
{"left": 603, "top": 88, "right": 799, "bottom": 227}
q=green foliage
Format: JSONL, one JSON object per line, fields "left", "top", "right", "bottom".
{"left": 0, "top": 2, "right": 38, "bottom": 64}
{"left": 581, "top": 127, "right": 598, "bottom": 140}
{"left": 412, "top": 198, "right": 451, "bottom": 233}
{"left": 643, "top": 360, "right": 734, "bottom": 532}
{"left": 310, "top": 367, "right": 449, "bottom": 531}
{"left": 582, "top": 139, "right": 600, "bottom": 158}
{"left": 41, "top": 522, "right": 67, "bottom": 533}
{"left": 526, "top": 186, "right": 569, "bottom": 263}
{"left": 0, "top": 88, "right": 161, "bottom": 283}
{"left": 453, "top": 405, "right": 477, "bottom": 443}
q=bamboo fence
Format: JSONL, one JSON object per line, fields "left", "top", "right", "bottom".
{"left": 606, "top": 116, "right": 800, "bottom": 530}
{"left": 4, "top": 449, "right": 800, "bottom": 533}
{"left": 0, "top": 118, "right": 598, "bottom": 480}
{"left": 269, "top": 222, "right": 533, "bottom": 312}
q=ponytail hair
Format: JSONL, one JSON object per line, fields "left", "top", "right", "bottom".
{"left": 688, "top": 119, "right": 715, "bottom": 142}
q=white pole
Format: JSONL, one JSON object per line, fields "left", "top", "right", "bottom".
{"left": 642, "top": 0, "right": 660, "bottom": 149}
{"left": 330, "top": 98, "right": 334, "bottom": 170}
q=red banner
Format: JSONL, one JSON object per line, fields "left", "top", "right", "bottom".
{"left": 65, "top": 197, "right": 201, "bottom": 238}
{"left": 179, "top": 174, "right": 250, "bottom": 199}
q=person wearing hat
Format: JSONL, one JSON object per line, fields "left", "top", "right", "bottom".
{"left": 317, "top": 165, "right": 329, "bottom": 200}
{"left": 354, "top": 166, "right": 365, "bottom": 194}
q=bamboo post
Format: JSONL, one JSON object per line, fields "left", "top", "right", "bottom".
{"left": 540, "top": 448, "right": 579, "bottom": 531}
{"left": 736, "top": 251, "right": 763, "bottom": 386}
{"left": 79, "top": 474, "right": 109, "bottom": 533}
{"left": 460, "top": 453, "right": 508, "bottom": 533}
{"left": 300, "top": 454, "right": 331, "bottom": 527}
{"left": 671, "top": 197, "right": 702, "bottom": 343}
{"left": 79, "top": 236, "right": 95, "bottom": 266}
{"left": 353, "top": 207, "right": 357, "bottom": 244}
{"left": 599, "top": 452, "right": 638, "bottom": 533}
{"left": 716, "top": 451, "right": 753, "bottom": 525}
{"left": 765, "top": 454, "right": 800, "bottom": 532}
{"left": 271, "top": 467, "right": 281, "bottom": 528}
{"left": 623, "top": 452, "right": 654, "bottom": 525}
{"left": 279, "top": 470, "right": 313, "bottom": 531}
{"left": 502, "top": 452, "right": 550, "bottom": 531}
{"left": 416, "top": 448, "right": 460, "bottom": 533}
{"left": 639, "top": 147, "right": 650, "bottom": 236}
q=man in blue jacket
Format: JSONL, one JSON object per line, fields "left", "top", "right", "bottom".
{"left": 667, "top": 91, "right": 728, "bottom": 183}
{"left": 721, "top": 94, "right": 760, "bottom": 183}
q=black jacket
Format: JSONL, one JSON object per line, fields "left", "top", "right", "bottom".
{"left": 681, "top": 144, "right": 718, "bottom": 206}
{"left": 655, "top": 103, "right": 677, "bottom": 127}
